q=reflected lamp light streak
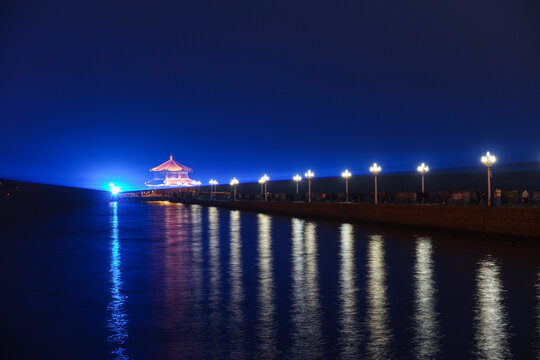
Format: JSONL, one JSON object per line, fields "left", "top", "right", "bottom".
{"left": 108, "top": 202, "right": 130, "bottom": 359}
{"left": 338, "top": 223, "right": 360, "bottom": 358}
{"left": 228, "top": 210, "right": 246, "bottom": 356}
{"left": 366, "top": 234, "right": 392, "bottom": 359}
{"left": 208, "top": 207, "right": 221, "bottom": 308}
{"left": 474, "top": 257, "right": 510, "bottom": 359}
{"left": 413, "top": 237, "right": 440, "bottom": 359}
{"left": 188, "top": 205, "right": 204, "bottom": 351}
{"left": 304, "top": 222, "right": 323, "bottom": 353}
{"left": 536, "top": 269, "right": 540, "bottom": 355}
{"left": 256, "top": 214, "right": 277, "bottom": 357}
{"left": 290, "top": 218, "right": 307, "bottom": 356}
{"left": 289, "top": 219, "right": 322, "bottom": 358}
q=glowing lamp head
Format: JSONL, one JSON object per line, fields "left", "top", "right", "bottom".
{"left": 481, "top": 152, "right": 496, "bottom": 167}
{"left": 417, "top": 163, "right": 429, "bottom": 174}
{"left": 109, "top": 182, "right": 121, "bottom": 195}
{"left": 258, "top": 178, "right": 265, "bottom": 184}
{"left": 209, "top": 179, "right": 218, "bottom": 185}
{"left": 341, "top": 169, "right": 352, "bottom": 179}
{"left": 304, "top": 170, "right": 314, "bottom": 179}
{"left": 230, "top": 178, "right": 239, "bottom": 186}
{"left": 369, "top": 163, "right": 381, "bottom": 175}
{"left": 293, "top": 174, "right": 302, "bottom": 182}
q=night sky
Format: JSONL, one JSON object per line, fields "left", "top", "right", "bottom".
{"left": 1, "top": 0, "right": 539, "bottom": 190}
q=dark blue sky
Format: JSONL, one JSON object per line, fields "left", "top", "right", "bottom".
{"left": 1, "top": 0, "right": 539, "bottom": 190}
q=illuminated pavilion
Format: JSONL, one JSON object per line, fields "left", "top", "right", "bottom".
{"left": 145, "top": 155, "right": 201, "bottom": 187}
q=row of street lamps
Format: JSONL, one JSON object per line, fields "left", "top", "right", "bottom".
{"left": 208, "top": 152, "right": 497, "bottom": 205}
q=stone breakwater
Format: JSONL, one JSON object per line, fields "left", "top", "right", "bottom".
{"left": 169, "top": 199, "right": 540, "bottom": 239}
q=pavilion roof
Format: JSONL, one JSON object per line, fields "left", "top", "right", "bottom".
{"left": 150, "top": 156, "right": 193, "bottom": 172}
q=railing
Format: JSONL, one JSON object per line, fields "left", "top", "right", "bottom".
{"left": 129, "top": 190, "right": 540, "bottom": 207}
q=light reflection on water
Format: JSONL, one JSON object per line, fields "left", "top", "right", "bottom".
{"left": 257, "top": 214, "right": 277, "bottom": 358}
{"left": 290, "top": 219, "right": 323, "bottom": 359}
{"left": 537, "top": 268, "right": 540, "bottom": 357}
{"left": 304, "top": 222, "right": 323, "bottom": 355}
{"left": 338, "top": 223, "right": 361, "bottom": 358}
{"left": 366, "top": 234, "right": 392, "bottom": 359}
{"left": 474, "top": 256, "right": 511, "bottom": 360}
{"left": 228, "top": 210, "right": 246, "bottom": 358}
{"left": 189, "top": 205, "right": 203, "bottom": 306}
{"left": 189, "top": 205, "right": 204, "bottom": 355}
{"left": 412, "top": 236, "right": 440, "bottom": 359}
{"left": 163, "top": 204, "right": 190, "bottom": 356}
{"left": 208, "top": 207, "right": 223, "bottom": 351}
{"left": 108, "top": 202, "right": 129, "bottom": 359}
{"left": 290, "top": 218, "right": 306, "bottom": 356}
{"left": 94, "top": 203, "right": 540, "bottom": 358}
{"left": 208, "top": 207, "right": 221, "bottom": 308}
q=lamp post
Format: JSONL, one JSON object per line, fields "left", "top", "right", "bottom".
{"left": 341, "top": 169, "right": 352, "bottom": 202}
{"left": 481, "top": 152, "right": 496, "bottom": 207}
{"left": 293, "top": 174, "right": 302, "bottom": 200}
{"left": 304, "top": 170, "right": 314, "bottom": 203}
{"left": 259, "top": 174, "right": 269, "bottom": 201}
{"left": 209, "top": 179, "right": 218, "bottom": 199}
{"left": 230, "top": 178, "right": 239, "bottom": 201}
{"left": 417, "top": 162, "right": 429, "bottom": 199}
{"left": 258, "top": 178, "right": 264, "bottom": 197}
{"left": 369, "top": 163, "right": 381, "bottom": 204}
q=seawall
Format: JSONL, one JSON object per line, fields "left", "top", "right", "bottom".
{"left": 174, "top": 199, "right": 540, "bottom": 239}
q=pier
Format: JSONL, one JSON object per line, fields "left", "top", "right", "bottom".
{"left": 120, "top": 190, "right": 540, "bottom": 239}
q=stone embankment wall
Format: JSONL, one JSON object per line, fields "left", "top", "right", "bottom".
{"left": 183, "top": 200, "right": 540, "bottom": 238}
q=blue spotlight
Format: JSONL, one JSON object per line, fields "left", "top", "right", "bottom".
{"left": 109, "top": 182, "right": 121, "bottom": 195}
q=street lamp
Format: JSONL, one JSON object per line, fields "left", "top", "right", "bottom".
{"left": 209, "top": 179, "right": 218, "bottom": 199}
{"left": 304, "top": 170, "right": 314, "bottom": 203}
{"left": 417, "top": 163, "right": 429, "bottom": 193}
{"left": 481, "top": 151, "right": 496, "bottom": 207}
{"left": 230, "top": 178, "right": 239, "bottom": 201}
{"left": 259, "top": 174, "right": 269, "bottom": 201}
{"left": 369, "top": 163, "right": 381, "bottom": 204}
{"left": 341, "top": 169, "right": 352, "bottom": 202}
{"left": 258, "top": 178, "right": 265, "bottom": 196}
{"left": 293, "top": 174, "right": 302, "bottom": 200}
